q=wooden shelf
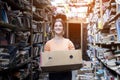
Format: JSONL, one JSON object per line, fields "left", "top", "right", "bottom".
{"left": 0, "top": 21, "right": 30, "bottom": 32}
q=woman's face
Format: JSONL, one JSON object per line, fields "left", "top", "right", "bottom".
{"left": 54, "top": 21, "right": 64, "bottom": 35}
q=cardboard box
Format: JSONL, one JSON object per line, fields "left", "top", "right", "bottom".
{"left": 40, "top": 50, "right": 82, "bottom": 72}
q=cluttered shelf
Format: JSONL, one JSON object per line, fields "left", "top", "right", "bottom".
{"left": 96, "top": 56, "right": 120, "bottom": 76}
{"left": 0, "top": 53, "right": 40, "bottom": 73}
{"left": 97, "top": 11, "right": 120, "bottom": 33}
{"left": 0, "top": 60, "right": 29, "bottom": 73}
{"left": 102, "top": 13, "right": 120, "bottom": 29}
{"left": 33, "top": 12, "right": 44, "bottom": 21}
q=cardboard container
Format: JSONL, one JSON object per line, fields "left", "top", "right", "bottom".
{"left": 40, "top": 50, "right": 82, "bottom": 72}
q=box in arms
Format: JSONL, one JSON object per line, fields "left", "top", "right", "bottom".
{"left": 40, "top": 50, "right": 82, "bottom": 72}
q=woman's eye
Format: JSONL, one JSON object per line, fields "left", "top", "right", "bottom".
{"left": 55, "top": 25, "right": 62, "bottom": 27}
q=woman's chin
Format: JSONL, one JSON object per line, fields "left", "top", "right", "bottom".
{"left": 55, "top": 32, "right": 62, "bottom": 34}
{"left": 55, "top": 33, "right": 63, "bottom": 35}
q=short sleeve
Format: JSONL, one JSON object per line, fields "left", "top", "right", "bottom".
{"left": 44, "top": 41, "right": 50, "bottom": 52}
{"left": 68, "top": 40, "right": 75, "bottom": 50}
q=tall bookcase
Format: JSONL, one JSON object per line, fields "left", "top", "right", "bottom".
{"left": 87, "top": 0, "right": 120, "bottom": 79}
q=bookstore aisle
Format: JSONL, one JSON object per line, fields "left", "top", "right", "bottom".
{"left": 39, "top": 60, "right": 114, "bottom": 80}
{"left": 1, "top": 0, "right": 120, "bottom": 80}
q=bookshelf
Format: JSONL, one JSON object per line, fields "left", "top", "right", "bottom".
{"left": 87, "top": 0, "right": 120, "bottom": 79}
{"left": 0, "top": 0, "right": 53, "bottom": 79}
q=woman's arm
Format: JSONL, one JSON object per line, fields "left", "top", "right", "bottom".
{"left": 44, "top": 41, "right": 50, "bottom": 51}
{"left": 68, "top": 40, "right": 75, "bottom": 50}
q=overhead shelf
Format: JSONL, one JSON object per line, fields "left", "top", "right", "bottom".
{"left": 2, "top": 0, "right": 31, "bottom": 11}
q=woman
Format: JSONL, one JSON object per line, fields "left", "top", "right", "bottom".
{"left": 44, "top": 18, "right": 75, "bottom": 80}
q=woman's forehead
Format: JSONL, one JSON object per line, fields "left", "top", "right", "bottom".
{"left": 54, "top": 21, "right": 62, "bottom": 25}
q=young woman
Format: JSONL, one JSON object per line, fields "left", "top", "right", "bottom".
{"left": 44, "top": 18, "right": 75, "bottom": 80}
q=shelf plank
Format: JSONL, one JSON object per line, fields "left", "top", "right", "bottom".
{"left": 33, "top": 0, "right": 51, "bottom": 8}
{"left": 95, "top": 41, "right": 120, "bottom": 46}
{"left": 97, "top": 57, "right": 120, "bottom": 76}
{"left": 0, "top": 45, "right": 8, "bottom": 48}
{"left": 114, "top": 41, "right": 120, "bottom": 44}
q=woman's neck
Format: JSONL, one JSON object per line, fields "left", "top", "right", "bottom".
{"left": 54, "top": 35, "right": 64, "bottom": 39}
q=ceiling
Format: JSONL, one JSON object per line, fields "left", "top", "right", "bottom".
{"left": 50, "top": 0, "right": 95, "bottom": 22}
